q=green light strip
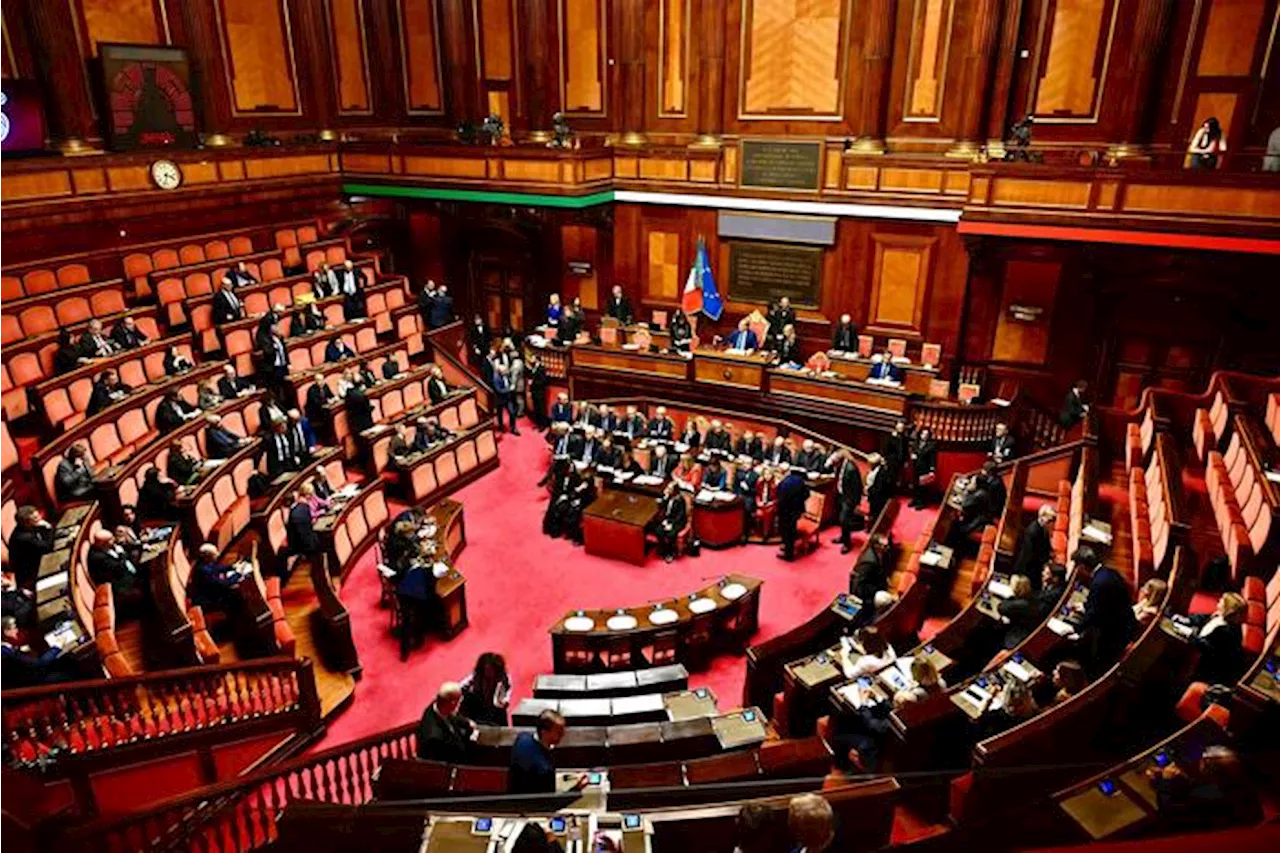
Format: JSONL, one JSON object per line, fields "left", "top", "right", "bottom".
{"left": 342, "top": 183, "right": 616, "bottom": 209}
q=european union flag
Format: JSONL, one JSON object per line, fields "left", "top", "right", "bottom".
{"left": 696, "top": 237, "right": 723, "bottom": 321}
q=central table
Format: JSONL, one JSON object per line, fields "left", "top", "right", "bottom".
{"left": 581, "top": 489, "right": 660, "bottom": 565}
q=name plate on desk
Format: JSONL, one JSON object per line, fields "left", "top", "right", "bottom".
{"left": 729, "top": 242, "right": 823, "bottom": 306}
{"left": 740, "top": 139, "right": 822, "bottom": 191}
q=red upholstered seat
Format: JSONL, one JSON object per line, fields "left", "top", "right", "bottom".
{"left": 1175, "top": 682, "right": 1208, "bottom": 724}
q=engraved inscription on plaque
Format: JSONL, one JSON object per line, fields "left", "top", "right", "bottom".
{"left": 728, "top": 242, "right": 823, "bottom": 306}
{"left": 739, "top": 140, "right": 823, "bottom": 191}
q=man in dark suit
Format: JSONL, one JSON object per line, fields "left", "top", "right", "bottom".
{"left": 204, "top": 414, "right": 247, "bottom": 460}
{"left": 605, "top": 285, "right": 633, "bottom": 325}
{"left": 422, "top": 365, "right": 448, "bottom": 404}
{"left": 285, "top": 491, "right": 322, "bottom": 563}
{"left": 86, "top": 529, "right": 145, "bottom": 617}
{"left": 550, "top": 393, "right": 573, "bottom": 425}
{"left": 776, "top": 325, "right": 802, "bottom": 366}
{"left": 649, "top": 445, "right": 676, "bottom": 478}
{"left": 733, "top": 464, "right": 760, "bottom": 519}
{"left": 8, "top": 506, "right": 55, "bottom": 588}
{"left": 597, "top": 436, "right": 622, "bottom": 469}
{"left": 1060, "top": 380, "right": 1090, "bottom": 429}
{"left": 265, "top": 422, "right": 300, "bottom": 477}
{"left": 766, "top": 437, "right": 792, "bottom": 466}
{"left": 418, "top": 280, "right": 439, "bottom": 327}
{"left": 793, "top": 439, "right": 822, "bottom": 472}
{"left": 727, "top": 318, "right": 759, "bottom": 351}
{"left": 831, "top": 314, "right": 859, "bottom": 352}
{"left": 883, "top": 421, "right": 911, "bottom": 488}
{"left": 545, "top": 423, "right": 579, "bottom": 459}
{"left": 78, "top": 319, "right": 116, "bottom": 359}
{"left": 428, "top": 284, "right": 454, "bottom": 328}
{"left": 596, "top": 404, "right": 618, "bottom": 434}
{"left": 87, "top": 370, "right": 130, "bottom": 416}
{"left": 325, "top": 337, "right": 356, "bottom": 363}
{"left": 621, "top": 406, "right": 648, "bottom": 438}
{"left": 578, "top": 427, "right": 601, "bottom": 466}
{"left": 312, "top": 263, "right": 339, "bottom": 299}
{"left": 416, "top": 682, "right": 476, "bottom": 762}
{"left": 218, "top": 365, "right": 254, "bottom": 399}
{"left": 867, "top": 353, "right": 902, "bottom": 383}
{"left": 110, "top": 316, "right": 149, "bottom": 350}
{"left": 571, "top": 401, "right": 599, "bottom": 431}
{"left": 654, "top": 481, "right": 688, "bottom": 562}
{"left": 865, "top": 453, "right": 893, "bottom": 522}
{"left": 648, "top": 407, "right": 675, "bottom": 440}
{"left": 191, "top": 543, "right": 246, "bottom": 615}
{"left": 768, "top": 297, "right": 796, "bottom": 344}
{"left": 54, "top": 444, "right": 96, "bottom": 503}
{"left": 735, "top": 430, "right": 764, "bottom": 461}
{"left": 1074, "top": 546, "right": 1135, "bottom": 673}
{"left": 287, "top": 409, "right": 317, "bottom": 460}
{"left": 344, "top": 386, "right": 375, "bottom": 435}
{"left": 990, "top": 423, "right": 1015, "bottom": 464}
{"left": 155, "top": 389, "right": 198, "bottom": 433}
{"left": 213, "top": 279, "right": 245, "bottom": 324}
{"left": 1012, "top": 504, "right": 1056, "bottom": 588}
{"left": 509, "top": 710, "right": 581, "bottom": 795}
{"left": 830, "top": 451, "right": 864, "bottom": 553}
{"left": 2, "top": 617, "right": 73, "bottom": 688}
{"left": 776, "top": 468, "right": 810, "bottom": 561}
{"left": 849, "top": 534, "right": 890, "bottom": 624}
{"left": 305, "top": 381, "right": 335, "bottom": 426}
{"left": 704, "top": 420, "right": 732, "bottom": 452}
{"left": 228, "top": 260, "right": 258, "bottom": 288}
{"left": 258, "top": 327, "right": 289, "bottom": 398}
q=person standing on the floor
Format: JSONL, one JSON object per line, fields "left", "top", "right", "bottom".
{"left": 864, "top": 454, "right": 892, "bottom": 523}
{"left": 849, "top": 534, "right": 891, "bottom": 626}
{"left": 830, "top": 450, "right": 864, "bottom": 554}
{"left": 1012, "top": 504, "right": 1056, "bottom": 588}
{"left": 776, "top": 468, "right": 810, "bottom": 562}
{"left": 489, "top": 354, "right": 520, "bottom": 435}
{"left": 528, "top": 354, "right": 549, "bottom": 429}
{"left": 507, "top": 344, "right": 527, "bottom": 420}
{"left": 460, "top": 652, "right": 512, "bottom": 726}
{"left": 909, "top": 428, "right": 938, "bottom": 508}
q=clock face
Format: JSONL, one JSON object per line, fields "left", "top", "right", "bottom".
{"left": 151, "top": 159, "right": 182, "bottom": 190}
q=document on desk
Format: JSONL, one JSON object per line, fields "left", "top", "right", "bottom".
{"left": 1004, "top": 660, "right": 1033, "bottom": 682}
{"left": 1048, "top": 617, "right": 1076, "bottom": 637}
{"left": 36, "top": 571, "right": 69, "bottom": 593}
{"left": 919, "top": 549, "right": 945, "bottom": 568}
{"left": 988, "top": 580, "right": 1013, "bottom": 599}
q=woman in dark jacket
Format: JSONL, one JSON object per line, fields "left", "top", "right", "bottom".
{"left": 1188, "top": 592, "right": 1247, "bottom": 685}
{"left": 460, "top": 652, "right": 512, "bottom": 726}
{"left": 163, "top": 345, "right": 194, "bottom": 376}
{"left": 138, "top": 467, "right": 180, "bottom": 520}
{"left": 909, "top": 427, "right": 938, "bottom": 508}
{"left": 54, "top": 330, "right": 84, "bottom": 374}
{"left": 997, "top": 574, "right": 1039, "bottom": 650}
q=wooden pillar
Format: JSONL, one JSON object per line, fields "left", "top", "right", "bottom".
{"left": 617, "top": 0, "right": 648, "bottom": 145}
{"left": 850, "top": 0, "right": 896, "bottom": 154}
{"left": 439, "top": 0, "right": 481, "bottom": 126}
{"left": 1106, "top": 0, "right": 1174, "bottom": 161}
{"left": 297, "top": 0, "right": 336, "bottom": 138}
{"left": 25, "top": 0, "right": 98, "bottom": 151}
{"left": 176, "top": 0, "right": 232, "bottom": 145}
{"left": 983, "top": 0, "right": 1023, "bottom": 156}
{"left": 947, "top": 0, "right": 1003, "bottom": 159}
{"left": 693, "top": 0, "right": 727, "bottom": 147}
{"left": 520, "top": 0, "right": 557, "bottom": 140}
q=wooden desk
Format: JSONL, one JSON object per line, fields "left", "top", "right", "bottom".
{"left": 572, "top": 344, "right": 690, "bottom": 380}
{"left": 581, "top": 489, "right": 660, "bottom": 565}
{"left": 824, "top": 351, "right": 938, "bottom": 396}
{"left": 768, "top": 370, "right": 909, "bottom": 415}
{"left": 693, "top": 349, "right": 772, "bottom": 391}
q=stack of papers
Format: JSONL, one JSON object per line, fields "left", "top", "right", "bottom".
{"left": 633, "top": 475, "right": 663, "bottom": 486}
{"left": 988, "top": 580, "right": 1013, "bottom": 599}
{"left": 919, "top": 549, "right": 945, "bottom": 568}
{"left": 1048, "top": 617, "right": 1076, "bottom": 637}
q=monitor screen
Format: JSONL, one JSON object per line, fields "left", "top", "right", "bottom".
{"left": 1, "top": 80, "right": 47, "bottom": 154}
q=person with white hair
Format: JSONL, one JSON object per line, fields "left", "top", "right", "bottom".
{"left": 831, "top": 313, "right": 858, "bottom": 352}
{"left": 648, "top": 406, "right": 674, "bottom": 440}
{"left": 86, "top": 529, "right": 145, "bottom": 616}
{"left": 191, "top": 543, "right": 247, "bottom": 615}
{"left": 1012, "top": 503, "right": 1057, "bottom": 587}
{"left": 416, "top": 681, "right": 476, "bottom": 763}
{"left": 788, "top": 793, "right": 837, "bottom": 852}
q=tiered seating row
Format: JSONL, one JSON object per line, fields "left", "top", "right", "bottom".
{"left": 366, "top": 388, "right": 483, "bottom": 472}
{"left": 1268, "top": 393, "right": 1280, "bottom": 446}
{"left": 1128, "top": 433, "right": 1187, "bottom": 585}
{"left": 1124, "top": 397, "right": 1169, "bottom": 474}
{"left": 3, "top": 279, "right": 129, "bottom": 347}
{"left": 1206, "top": 415, "right": 1280, "bottom": 582}
{"left": 1192, "top": 390, "right": 1232, "bottom": 463}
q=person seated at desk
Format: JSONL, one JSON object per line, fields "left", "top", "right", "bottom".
{"left": 461, "top": 652, "right": 512, "bottom": 728}
{"left": 290, "top": 302, "right": 325, "bottom": 337}
{"left": 352, "top": 362, "right": 376, "bottom": 392}
{"left": 166, "top": 439, "right": 202, "bottom": 486}
{"left": 829, "top": 656, "right": 946, "bottom": 773}
{"left": 297, "top": 480, "right": 330, "bottom": 520}
{"left": 793, "top": 439, "right": 822, "bottom": 472}
{"left": 305, "top": 380, "right": 335, "bottom": 427}
{"left": 416, "top": 681, "right": 477, "bottom": 763}
{"left": 226, "top": 259, "right": 257, "bottom": 288}
{"left": 344, "top": 385, "right": 375, "bottom": 434}
{"left": 650, "top": 444, "right": 676, "bottom": 478}
{"left": 196, "top": 379, "right": 222, "bottom": 411}
{"left": 387, "top": 423, "right": 415, "bottom": 470}
{"left": 866, "top": 353, "right": 902, "bottom": 384}
{"left": 544, "top": 467, "right": 594, "bottom": 543}
{"left": 776, "top": 324, "right": 802, "bottom": 367}
{"left": 414, "top": 416, "right": 453, "bottom": 451}
{"left": 952, "top": 463, "right": 1000, "bottom": 544}
{"left": 831, "top": 314, "right": 859, "bottom": 353}
{"left": 111, "top": 316, "right": 149, "bottom": 350}
{"left": 849, "top": 534, "right": 891, "bottom": 626}
{"left": 570, "top": 401, "right": 599, "bottom": 431}
{"left": 334, "top": 367, "right": 358, "bottom": 398}
{"left": 605, "top": 284, "right": 633, "bottom": 325}
{"left": 703, "top": 420, "right": 732, "bottom": 452}
{"left": 382, "top": 355, "right": 404, "bottom": 382}
{"left": 2, "top": 617, "right": 75, "bottom": 688}
{"left": 672, "top": 453, "right": 703, "bottom": 489}
{"left": 55, "top": 443, "right": 96, "bottom": 504}
{"left": 1037, "top": 563, "right": 1068, "bottom": 618}
{"left": 765, "top": 436, "right": 792, "bottom": 466}
{"left": 426, "top": 365, "right": 451, "bottom": 404}
{"left": 556, "top": 304, "right": 583, "bottom": 344}
{"left": 735, "top": 430, "right": 764, "bottom": 461}
{"left": 545, "top": 293, "right": 563, "bottom": 327}
{"left": 577, "top": 426, "right": 603, "bottom": 466}
{"left": 733, "top": 462, "right": 760, "bottom": 517}
{"left": 137, "top": 466, "right": 180, "bottom": 521}
{"left": 213, "top": 278, "right": 245, "bottom": 325}
{"left": 653, "top": 481, "right": 688, "bottom": 563}
{"left": 616, "top": 449, "right": 645, "bottom": 477}
{"left": 788, "top": 794, "right": 838, "bottom": 853}
{"left": 1012, "top": 504, "right": 1056, "bottom": 588}
{"left": 648, "top": 406, "right": 675, "bottom": 440}
{"left": 3, "top": 573, "right": 35, "bottom": 631}
{"left": 620, "top": 405, "right": 648, "bottom": 439}
{"left": 545, "top": 422, "right": 583, "bottom": 460}
{"left": 1186, "top": 592, "right": 1248, "bottom": 686}
{"left": 1133, "top": 578, "right": 1168, "bottom": 628}
{"left": 596, "top": 436, "right": 622, "bottom": 470}
{"left": 218, "top": 364, "right": 255, "bottom": 399}
{"left": 8, "top": 507, "right": 55, "bottom": 590}
{"left": 191, "top": 543, "right": 247, "bottom": 615}
{"left": 87, "top": 369, "right": 131, "bottom": 416}
{"left": 990, "top": 422, "right": 1015, "bottom": 464}
{"left": 1047, "top": 660, "right": 1086, "bottom": 705}
{"left": 79, "top": 319, "right": 117, "bottom": 359}
{"left": 510, "top": 710, "right": 586, "bottom": 795}
{"left": 325, "top": 337, "right": 357, "bottom": 363}
{"left": 840, "top": 625, "right": 897, "bottom": 680}
{"left": 726, "top": 318, "right": 759, "bottom": 351}
{"left": 54, "top": 329, "right": 88, "bottom": 375}
{"left": 87, "top": 528, "right": 145, "bottom": 617}
{"left": 312, "top": 262, "right": 339, "bottom": 299}
{"left": 702, "top": 456, "right": 728, "bottom": 490}
{"left": 596, "top": 403, "right": 618, "bottom": 434}
{"left": 1146, "top": 745, "right": 1262, "bottom": 832}
{"left": 265, "top": 421, "right": 303, "bottom": 478}
{"left": 997, "top": 574, "right": 1039, "bottom": 650}
{"left": 155, "top": 389, "right": 200, "bottom": 433}
{"left": 670, "top": 308, "right": 693, "bottom": 352}
{"left": 550, "top": 392, "right": 573, "bottom": 424}
{"left": 977, "top": 679, "right": 1040, "bottom": 740}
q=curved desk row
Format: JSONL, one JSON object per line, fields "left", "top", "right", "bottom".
{"left": 550, "top": 574, "right": 761, "bottom": 674}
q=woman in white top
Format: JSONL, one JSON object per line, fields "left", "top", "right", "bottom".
{"left": 840, "top": 625, "right": 896, "bottom": 680}
{"left": 1187, "top": 117, "right": 1226, "bottom": 169}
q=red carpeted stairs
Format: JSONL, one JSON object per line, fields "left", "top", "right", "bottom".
{"left": 317, "top": 422, "right": 936, "bottom": 748}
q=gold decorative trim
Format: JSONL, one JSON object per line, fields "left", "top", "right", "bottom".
{"left": 736, "top": 0, "right": 854, "bottom": 122}
{"left": 212, "top": 0, "right": 303, "bottom": 117}
{"left": 1026, "top": 0, "right": 1121, "bottom": 125}
{"left": 901, "top": 0, "right": 956, "bottom": 124}
{"left": 323, "top": 0, "right": 375, "bottom": 116}
{"left": 396, "top": 0, "right": 445, "bottom": 116}
{"left": 657, "top": 0, "right": 692, "bottom": 118}
{"left": 557, "top": 0, "right": 609, "bottom": 117}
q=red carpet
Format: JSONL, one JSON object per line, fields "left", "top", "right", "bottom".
{"left": 317, "top": 421, "right": 935, "bottom": 748}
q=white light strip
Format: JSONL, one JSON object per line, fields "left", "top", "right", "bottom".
{"left": 613, "top": 190, "right": 963, "bottom": 224}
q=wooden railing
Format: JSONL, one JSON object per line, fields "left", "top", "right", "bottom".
{"left": 61, "top": 720, "right": 419, "bottom": 852}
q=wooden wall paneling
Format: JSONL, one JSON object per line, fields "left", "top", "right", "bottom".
{"left": 1196, "top": 0, "right": 1268, "bottom": 77}
{"left": 983, "top": 0, "right": 1023, "bottom": 144}
{"left": 866, "top": 232, "right": 935, "bottom": 339}
{"left": 72, "top": 0, "right": 169, "bottom": 57}
{"left": 738, "top": 0, "right": 850, "bottom": 119}
{"left": 851, "top": 0, "right": 895, "bottom": 148}
{"left": 645, "top": 229, "right": 683, "bottom": 303}
{"left": 1101, "top": 0, "right": 1175, "bottom": 156}
{"left": 950, "top": 0, "right": 1004, "bottom": 154}
{"left": 901, "top": 0, "right": 955, "bottom": 123}
{"left": 693, "top": 0, "right": 726, "bottom": 139}
{"left": 1027, "top": 0, "right": 1120, "bottom": 122}
{"left": 478, "top": 0, "right": 518, "bottom": 131}
{"left": 659, "top": 0, "right": 691, "bottom": 116}
{"left": 24, "top": 0, "right": 98, "bottom": 144}
{"left": 519, "top": 0, "right": 557, "bottom": 136}
{"left": 439, "top": 0, "right": 482, "bottom": 122}
{"left": 325, "top": 0, "right": 373, "bottom": 115}
{"left": 558, "top": 0, "right": 607, "bottom": 116}
{"left": 990, "top": 259, "right": 1060, "bottom": 365}
{"left": 398, "top": 0, "right": 445, "bottom": 115}
{"left": 561, "top": 223, "right": 600, "bottom": 309}
{"left": 213, "top": 0, "right": 301, "bottom": 115}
